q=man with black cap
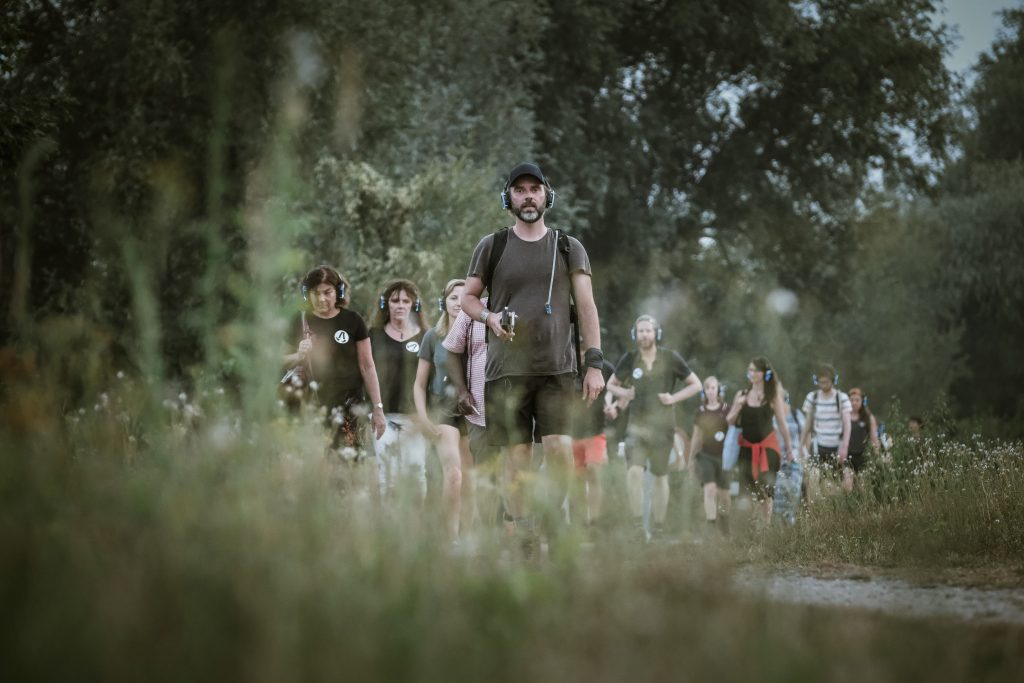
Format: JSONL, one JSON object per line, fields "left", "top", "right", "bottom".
{"left": 460, "top": 162, "right": 605, "bottom": 547}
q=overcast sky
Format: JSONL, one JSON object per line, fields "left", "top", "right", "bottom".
{"left": 941, "top": 0, "right": 1019, "bottom": 73}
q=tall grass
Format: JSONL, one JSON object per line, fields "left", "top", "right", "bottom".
{"left": 2, "top": 372, "right": 1023, "bottom": 681}
{"left": 756, "top": 435, "right": 1024, "bottom": 568}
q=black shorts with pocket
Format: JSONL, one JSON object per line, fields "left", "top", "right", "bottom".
{"left": 696, "top": 452, "right": 729, "bottom": 489}
{"left": 485, "top": 374, "right": 574, "bottom": 448}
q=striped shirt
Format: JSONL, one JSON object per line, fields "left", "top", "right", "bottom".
{"left": 802, "top": 390, "right": 851, "bottom": 449}
{"left": 441, "top": 306, "right": 488, "bottom": 427}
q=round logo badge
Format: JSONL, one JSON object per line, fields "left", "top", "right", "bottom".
{"left": 632, "top": 368, "right": 644, "bottom": 380}
{"left": 714, "top": 431, "right": 725, "bottom": 442}
{"left": 406, "top": 341, "right": 420, "bottom": 353}
{"left": 334, "top": 330, "right": 350, "bottom": 344}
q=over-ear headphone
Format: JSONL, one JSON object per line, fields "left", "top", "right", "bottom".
{"left": 700, "top": 383, "right": 726, "bottom": 401}
{"left": 379, "top": 293, "right": 422, "bottom": 312}
{"left": 436, "top": 278, "right": 466, "bottom": 317}
{"left": 302, "top": 266, "right": 346, "bottom": 304}
{"left": 630, "top": 315, "right": 663, "bottom": 342}
{"left": 500, "top": 187, "right": 555, "bottom": 210}
{"left": 500, "top": 177, "right": 556, "bottom": 211}
{"left": 765, "top": 369, "right": 773, "bottom": 382}
{"left": 812, "top": 372, "right": 839, "bottom": 386}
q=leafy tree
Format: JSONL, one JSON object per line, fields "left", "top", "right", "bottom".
{"left": 930, "top": 7, "right": 1024, "bottom": 427}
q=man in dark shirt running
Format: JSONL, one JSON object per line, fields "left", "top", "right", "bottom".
{"left": 607, "top": 315, "right": 701, "bottom": 541}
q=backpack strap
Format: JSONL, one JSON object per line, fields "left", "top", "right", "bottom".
{"left": 555, "top": 229, "right": 582, "bottom": 375}
{"left": 482, "top": 227, "right": 511, "bottom": 294}
{"left": 805, "top": 391, "right": 818, "bottom": 434}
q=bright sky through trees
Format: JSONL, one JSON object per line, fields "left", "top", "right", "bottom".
{"left": 942, "top": 0, "right": 1018, "bottom": 73}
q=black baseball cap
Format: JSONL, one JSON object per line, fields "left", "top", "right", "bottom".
{"left": 505, "top": 162, "right": 547, "bottom": 188}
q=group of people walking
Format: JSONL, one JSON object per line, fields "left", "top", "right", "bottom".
{"left": 282, "top": 162, "right": 884, "bottom": 548}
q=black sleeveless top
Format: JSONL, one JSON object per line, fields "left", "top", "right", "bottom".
{"left": 850, "top": 413, "right": 870, "bottom": 454}
{"left": 739, "top": 401, "right": 775, "bottom": 443}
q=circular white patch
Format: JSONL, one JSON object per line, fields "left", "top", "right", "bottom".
{"left": 406, "top": 341, "right": 420, "bottom": 353}
{"left": 714, "top": 431, "right": 725, "bottom": 442}
{"left": 334, "top": 330, "right": 350, "bottom": 344}
{"left": 632, "top": 368, "right": 644, "bottom": 380}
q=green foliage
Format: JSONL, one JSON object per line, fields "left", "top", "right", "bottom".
{"left": 301, "top": 158, "right": 497, "bottom": 316}
{"left": 965, "top": 8, "right": 1024, "bottom": 165}
{"left": 2, "top": 0, "right": 1017, "bottom": 431}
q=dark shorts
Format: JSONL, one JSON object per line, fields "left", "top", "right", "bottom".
{"left": 737, "top": 447, "right": 781, "bottom": 501}
{"left": 847, "top": 451, "right": 867, "bottom": 473}
{"left": 696, "top": 452, "right": 729, "bottom": 489}
{"left": 485, "top": 374, "right": 574, "bottom": 448}
{"left": 810, "top": 445, "right": 840, "bottom": 471}
{"left": 439, "top": 411, "right": 469, "bottom": 436}
{"left": 625, "top": 428, "right": 676, "bottom": 477}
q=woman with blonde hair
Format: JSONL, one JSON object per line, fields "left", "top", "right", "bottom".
{"left": 689, "top": 375, "right": 731, "bottom": 535}
{"left": 413, "top": 279, "right": 477, "bottom": 541}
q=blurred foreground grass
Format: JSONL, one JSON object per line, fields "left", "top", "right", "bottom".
{"left": 2, "top": 367, "right": 1024, "bottom": 681}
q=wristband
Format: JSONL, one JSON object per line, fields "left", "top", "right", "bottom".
{"left": 480, "top": 309, "right": 490, "bottom": 324}
{"left": 584, "top": 347, "right": 604, "bottom": 369}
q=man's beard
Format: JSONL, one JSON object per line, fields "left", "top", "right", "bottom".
{"left": 513, "top": 202, "right": 544, "bottom": 224}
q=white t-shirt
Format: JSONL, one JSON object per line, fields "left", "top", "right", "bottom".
{"left": 802, "top": 390, "right": 851, "bottom": 449}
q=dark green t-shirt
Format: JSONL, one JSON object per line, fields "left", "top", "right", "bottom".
{"left": 613, "top": 348, "right": 693, "bottom": 428}
{"left": 466, "top": 228, "right": 591, "bottom": 381}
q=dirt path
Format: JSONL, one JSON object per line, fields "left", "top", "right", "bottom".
{"left": 734, "top": 568, "right": 1024, "bottom": 625}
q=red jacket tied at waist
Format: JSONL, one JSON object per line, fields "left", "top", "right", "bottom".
{"left": 739, "top": 431, "right": 780, "bottom": 480}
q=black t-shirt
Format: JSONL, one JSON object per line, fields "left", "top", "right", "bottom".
{"left": 571, "top": 360, "right": 616, "bottom": 440}
{"left": 286, "top": 309, "right": 369, "bottom": 408}
{"left": 694, "top": 404, "right": 729, "bottom": 458}
{"left": 370, "top": 327, "right": 425, "bottom": 414}
{"left": 613, "top": 348, "right": 693, "bottom": 427}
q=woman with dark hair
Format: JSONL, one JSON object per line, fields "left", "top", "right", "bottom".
{"left": 282, "top": 265, "right": 386, "bottom": 450}
{"left": 370, "top": 278, "right": 429, "bottom": 500}
{"left": 413, "top": 279, "right": 477, "bottom": 541}
{"left": 726, "top": 357, "right": 794, "bottom": 524}
{"left": 843, "top": 387, "right": 880, "bottom": 491}
{"left": 689, "top": 375, "right": 731, "bottom": 535}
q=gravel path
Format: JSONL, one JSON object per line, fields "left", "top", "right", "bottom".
{"left": 734, "top": 569, "right": 1024, "bottom": 625}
